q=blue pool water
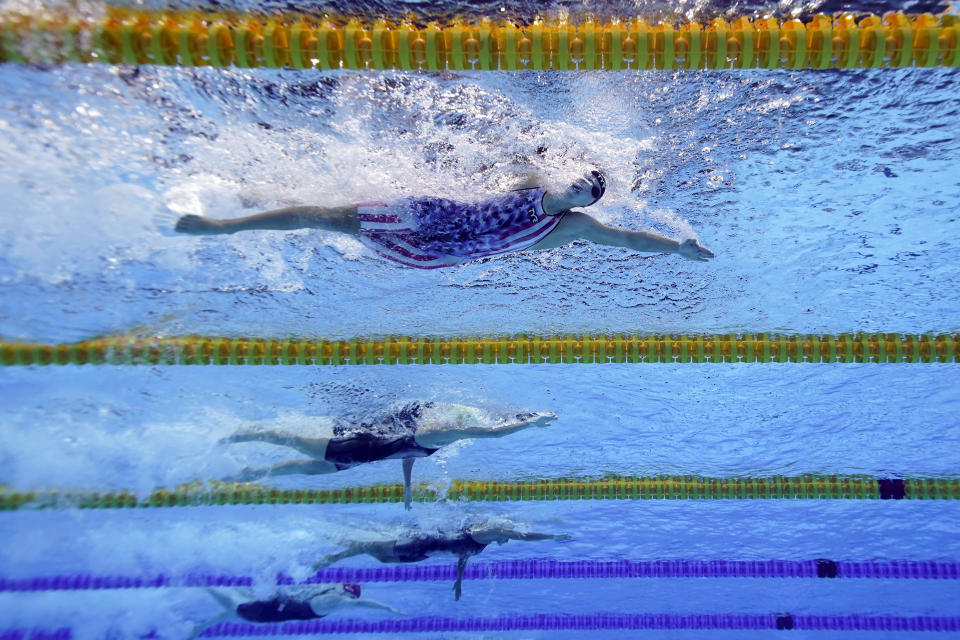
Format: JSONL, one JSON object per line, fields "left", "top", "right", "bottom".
{"left": 1, "top": 1, "right": 960, "bottom": 638}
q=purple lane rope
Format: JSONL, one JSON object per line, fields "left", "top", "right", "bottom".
{"left": 5, "top": 616, "right": 960, "bottom": 637}
{"left": 193, "top": 613, "right": 960, "bottom": 635}
{"left": 3, "top": 559, "right": 959, "bottom": 593}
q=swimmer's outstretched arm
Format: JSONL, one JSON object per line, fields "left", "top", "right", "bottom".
{"left": 511, "top": 530, "right": 573, "bottom": 541}
{"left": 307, "top": 590, "right": 404, "bottom": 615}
{"left": 459, "top": 411, "right": 556, "bottom": 438}
{"left": 472, "top": 527, "right": 572, "bottom": 544}
{"left": 341, "top": 598, "right": 405, "bottom": 615}
{"left": 533, "top": 212, "right": 715, "bottom": 261}
{"left": 175, "top": 205, "right": 360, "bottom": 236}
{"left": 415, "top": 412, "right": 555, "bottom": 449}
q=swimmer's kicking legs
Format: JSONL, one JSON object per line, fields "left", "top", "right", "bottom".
{"left": 221, "top": 430, "right": 338, "bottom": 481}
{"left": 175, "top": 205, "right": 360, "bottom": 236}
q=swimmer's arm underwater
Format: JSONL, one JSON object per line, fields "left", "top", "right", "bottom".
{"left": 309, "top": 591, "right": 404, "bottom": 615}
{"left": 338, "top": 597, "right": 404, "bottom": 615}
{"left": 509, "top": 531, "right": 573, "bottom": 541}
{"left": 533, "top": 211, "right": 715, "bottom": 262}
{"left": 414, "top": 412, "right": 555, "bottom": 448}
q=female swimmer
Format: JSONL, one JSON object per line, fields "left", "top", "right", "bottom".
{"left": 175, "top": 171, "right": 714, "bottom": 268}
{"left": 221, "top": 402, "right": 555, "bottom": 509}
{"left": 312, "top": 523, "right": 571, "bottom": 600}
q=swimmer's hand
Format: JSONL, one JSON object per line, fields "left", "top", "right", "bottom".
{"left": 677, "top": 238, "right": 715, "bottom": 262}
{"left": 514, "top": 411, "right": 557, "bottom": 428}
{"left": 175, "top": 214, "right": 226, "bottom": 235}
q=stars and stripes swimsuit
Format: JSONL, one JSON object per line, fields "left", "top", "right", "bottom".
{"left": 356, "top": 187, "right": 562, "bottom": 269}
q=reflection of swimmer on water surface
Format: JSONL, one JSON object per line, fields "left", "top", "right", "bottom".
{"left": 221, "top": 402, "right": 556, "bottom": 510}
{"left": 312, "top": 523, "right": 572, "bottom": 601}
{"left": 175, "top": 171, "right": 714, "bottom": 268}
{"left": 189, "top": 583, "right": 400, "bottom": 638}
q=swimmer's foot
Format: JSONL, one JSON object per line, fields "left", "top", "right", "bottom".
{"left": 310, "top": 553, "right": 342, "bottom": 571}
{"left": 222, "top": 467, "right": 268, "bottom": 483}
{"left": 218, "top": 430, "right": 262, "bottom": 445}
{"left": 175, "top": 214, "right": 227, "bottom": 235}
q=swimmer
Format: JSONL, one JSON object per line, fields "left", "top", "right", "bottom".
{"left": 312, "top": 523, "right": 572, "bottom": 600}
{"left": 221, "top": 402, "right": 556, "bottom": 510}
{"left": 188, "top": 583, "right": 400, "bottom": 638}
{"left": 174, "top": 171, "right": 715, "bottom": 268}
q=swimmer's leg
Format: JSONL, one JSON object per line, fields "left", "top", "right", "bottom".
{"left": 205, "top": 588, "right": 243, "bottom": 612}
{"left": 188, "top": 613, "right": 231, "bottom": 640}
{"left": 221, "top": 430, "right": 331, "bottom": 459}
{"left": 188, "top": 589, "right": 242, "bottom": 639}
{"left": 402, "top": 457, "right": 415, "bottom": 511}
{"left": 267, "top": 459, "right": 338, "bottom": 475}
{"left": 225, "top": 459, "right": 338, "bottom": 482}
{"left": 176, "top": 205, "right": 360, "bottom": 236}
{"left": 311, "top": 541, "right": 397, "bottom": 571}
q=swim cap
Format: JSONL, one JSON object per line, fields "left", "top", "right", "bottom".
{"left": 343, "top": 583, "right": 362, "bottom": 598}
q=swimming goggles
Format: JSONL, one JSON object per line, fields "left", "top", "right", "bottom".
{"left": 589, "top": 170, "right": 606, "bottom": 202}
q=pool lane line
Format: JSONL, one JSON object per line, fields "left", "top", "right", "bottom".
{"left": 0, "top": 629, "right": 70, "bottom": 640}
{"left": 4, "top": 616, "right": 960, "bottom": 637}
{"left": 5, "top": 616, "right": 960, "bottom": 636}
{"left": 168, "top": 614, "right": 960, "bottom": 635}
{"left": 200, "top": 613, "right": 960, "bottom": 634}
{"left": 1, "top": 475, "right": 957, "bottom": 510}
{"left": 4, "top": 559, "right": 960, "bottom": 593}
{"left": 2, "top": 333, "right": 958, "bottom": 365}
{"left": 1, "top": 9, "right": 959, "bottom": 71}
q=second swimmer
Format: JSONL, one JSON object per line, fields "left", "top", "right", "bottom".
{"left": 221, "top": 402, "right": 555, "bottom": 509}
{"left": 313, "top": 523, "right": 571, "bottom": 600}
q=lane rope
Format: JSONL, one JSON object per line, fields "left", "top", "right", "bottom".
{"left": 3, "top": 475, "right": 958, "bottom": 510}
{"left": 4, "top": 559, "right": 959, "bottom": 592}
{"left": 1, "top": 9, "right": 959, "bottom": 70}
{"left": 2, "top": 333, "right": 958, "bottom": 366}
{"left": 197, "top": 613, "right": 960, "bottom": 634}
{"left": 6, "top": 616, "right": 960, "bottom": 637}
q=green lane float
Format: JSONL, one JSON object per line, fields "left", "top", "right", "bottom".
{"left": 2, "top": 475, "right": 957, "bottom": 510}
{"left": 1, "top": 9, "right": 958, "bottom": 70}
{"left": 0, "top": 333, "right": 957, "bottom": 365}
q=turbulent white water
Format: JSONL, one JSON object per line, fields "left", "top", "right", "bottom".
{"left": 1, "top": 64, "right": 958, "bottom": 341}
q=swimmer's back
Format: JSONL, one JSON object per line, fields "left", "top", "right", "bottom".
{"left": 236, "top": 597, "right": 323, "bottom": 623}
{"left": 392, "top": 530, "right": 488, "bottom": 562}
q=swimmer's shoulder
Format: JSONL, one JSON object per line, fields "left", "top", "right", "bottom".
{"left": 509, "top": 172, "right": 547, "bottom": 191}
